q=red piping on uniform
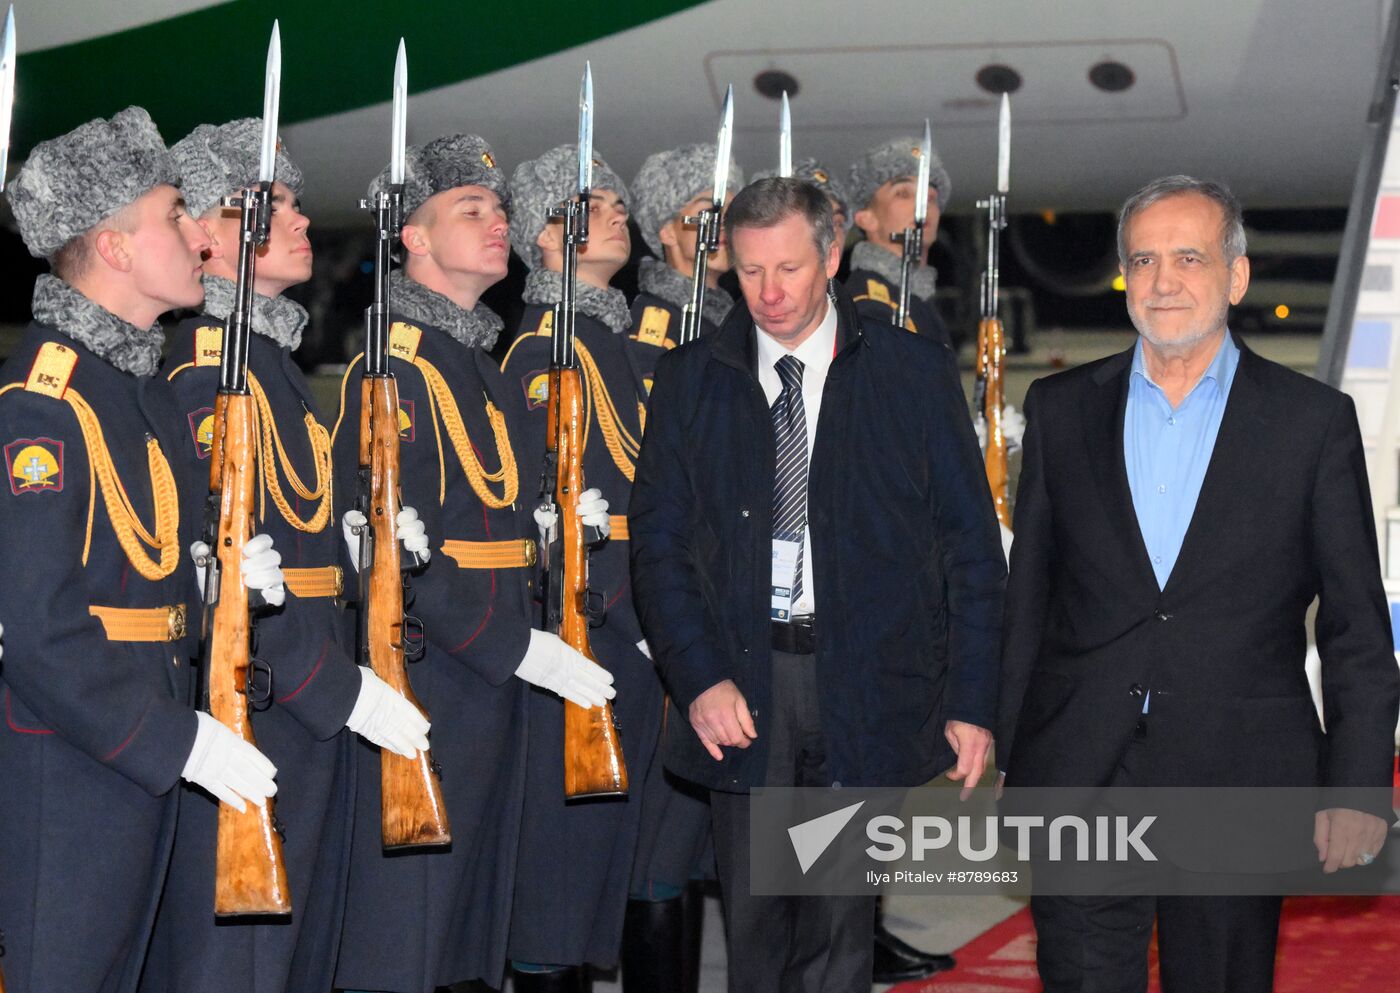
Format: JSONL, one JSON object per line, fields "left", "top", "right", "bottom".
{"left": 278, "top": 640, "right": 330, "bottom": 703}
{"left": 450, "top": 496, "right": 497, "bottom": 652}
{"left": 103, "top": 712, "right": 147, "bottom": 760}
{"left": 4, "top": 688, "right": 54, "bottom": 735}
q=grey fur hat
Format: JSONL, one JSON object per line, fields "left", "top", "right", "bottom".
{"left": 631, "top": 143, "right": 742, "bottom": 258}
{"left": 508, "top": 144, "right": 627, "bottom": 270}
{"left": 368, "top": 132, "right": 511, "bottom": 223}
{"left": 751, "top": 157, "right": 851, "bottom": 233}
{"left": 847, "top": 135, "right": 952, "bottom": 213}
{"left": 8, "top": 106, "right": 180, "bottom": 260}
{"left": 170, "top": 118, "right": 305, "bottom": 219}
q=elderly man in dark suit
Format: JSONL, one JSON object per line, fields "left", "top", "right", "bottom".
{"left": 999, "top": 174, "right": 1400, "bottom": 993}
{"left": 629, "top": 177, "right": 1006, "bottom": 992}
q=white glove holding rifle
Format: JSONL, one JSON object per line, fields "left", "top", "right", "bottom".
{"left": 345, "top": 666, "right": 431, "bottom": 757}
{"left": 515, "top": 629, "right": 616, "bottom": 708}
{"left": 181, "top": 710, "right": 277, "bottom": 812}
{"left": 533, "top": 488, "right": 611, "bottom": 546}
{"left": 342, "top": 506, "right": 431, "bottom": 570}
{"left": 190, "top": 533, "right": 286, "bottom": 608}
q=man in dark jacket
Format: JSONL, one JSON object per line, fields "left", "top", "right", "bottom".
{"left": 998, "top": 175, "right": 1400, "bottom": 993}
{"left": 630, "top": 177, "right": 1005, "bottom": 992}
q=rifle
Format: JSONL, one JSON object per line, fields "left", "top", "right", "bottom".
{"left": 539, "top": 63, "right": 628, "bottom": 798}
{"left": 197, "top": 22, "right": 290, "bottom": 917}
{"left": 974, "top": 94, "right": 1012, "bottom": 528}
{"left": 890, "top": 120, "right": 933, "bottom": 331}
{"left": 354, "top": 40, "right": 450, "bottom": 849}
{"left": 678, "top": 85, "right": 733, "bottom": 345}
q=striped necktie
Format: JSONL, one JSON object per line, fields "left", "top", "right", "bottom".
{"left": 771, "top": 353, "right": 808, "bottom": 604}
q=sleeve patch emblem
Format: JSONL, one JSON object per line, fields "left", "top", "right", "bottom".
{"left": 522, "top": 370, "right": 550, "bottom": 411}
{"left": 399, "top": 400, "right": 416, "bottom": 443}
{"left": 188, "top": 407, "right": 215, "bottom": 459}
{"left": 635, "top": 306, "right": 671, "bottom": 347}
{"left": 5, "top": 438, "right": 64, "bottom": 494}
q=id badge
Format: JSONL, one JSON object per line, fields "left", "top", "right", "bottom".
{"left": 771, "top": 537, "right": 801, "bottom": 622}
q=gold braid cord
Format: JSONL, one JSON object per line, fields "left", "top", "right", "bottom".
{"left": 248, "top": 371, "right": 333, "bottom": 533}
{"left": 413, "top": 355, "right": 519, "bottom": 508}
{"left": 574, "top": 339, "right": 643, "bottom": 482}
{"left": 0, "top": 382, "right": 180, "bottom": 581}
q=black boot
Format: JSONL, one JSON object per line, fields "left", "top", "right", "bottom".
{"left": 872, "top": 900, "right": 955, "bottom": 984}
{"left": 620, "top": 895, "right": 686, "bottom": 993}
{"left": 510, "top": 965, "right": 588, "bottom": 993}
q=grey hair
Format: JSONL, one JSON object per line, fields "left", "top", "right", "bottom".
{"left": 1116, "top": 175, "right": 1247, "bottom": 266}
{"left": 724, "top": 177, "right": 835, "bottom": 260}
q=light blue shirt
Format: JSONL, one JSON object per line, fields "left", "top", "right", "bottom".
{"left": 1124, "top": 333, "right": 1239, "bottom": 591}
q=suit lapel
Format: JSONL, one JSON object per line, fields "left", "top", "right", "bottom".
{"left": 1161, "top": 340, "right": 1270, "bottom": 595}
{"left": 1083, "top": 347, "right": 1159, "bottom": 592}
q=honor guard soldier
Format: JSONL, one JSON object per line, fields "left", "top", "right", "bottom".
{"left": 845, "top": 135, "right": 954, "bottom": 347}
{"left": 139, "top": 119, "right": 430, "bottom": 993}
{"left": 501, "top": 145, "right": 664, "bottom": 992}
{"left": 0, "top": 107, "right": 286, "bottom": 993}
{"left": 332, "top": 134, "right": 615, "bottom": 993}
{"left": 752, "top": 157, "right": 852, "bottom": 250}
{"left": 627, "top": 144, "right": 742, "bottom": 390}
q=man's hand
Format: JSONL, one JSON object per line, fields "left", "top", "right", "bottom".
{"left": 944, "top": 721, "right": 993, "bottom": 800}
{"left": 689, "top": 679, "right": 756, "bottom": 761}
{"left": 1315, "top": 807, "right": 1388, "bottom": 873}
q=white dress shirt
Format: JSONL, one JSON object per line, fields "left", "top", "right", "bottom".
{"left": 755, "top": 295, "right": 838, "bottom": 616}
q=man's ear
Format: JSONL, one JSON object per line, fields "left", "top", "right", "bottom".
{"left": 92, "top": 228, "right": 132, "bottom": 273}
{"left": 657, "top": 219, "right": 679, "bottom": 250}
{"left": 400, "top": 221, "right": 431, "bottom": 258}
{"left": 1228, "top": 254, "right": 1250, "bottom": 306}
{"left": 537, "top": 219, "right": 562, "bottom": 255}
{"left": 825, "top": 236, "right": 842, "bottom": 279}
{"left": 853, "top": 206, "right": 878, "bottom": 239}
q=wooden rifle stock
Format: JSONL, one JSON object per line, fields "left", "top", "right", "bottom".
{"left": 359, "top": 374, "right": 451, "bottom": 848}
{"left": 549, "top": 366, "right": 628, "bottom": 799}
{"left": 207, "top": 391, "right": 291, "bottom": 916}
{"left": 978, "top": 317, "right": 1010, "bottom": 528}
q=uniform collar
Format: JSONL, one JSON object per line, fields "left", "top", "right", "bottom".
{"left": 522, "top": 267, "right": 632, "bottom": 334}
{"left": 637, "top": 256, "right": 734, "bottom": 327}
{"left": 850, "top": 239, "right": 938, "bottom": 301}
{"left": 200, "top": 274, "right": 308, "bottom": 351}
{"left": 30, "top": 274, "right": 165, "bottom": 377}
{"left": 389, "top": 271, "right": 503, "bottom": 350}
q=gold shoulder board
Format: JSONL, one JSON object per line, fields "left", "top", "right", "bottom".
{"left": 24, "top": 341, "right": 78, "bottom": 398}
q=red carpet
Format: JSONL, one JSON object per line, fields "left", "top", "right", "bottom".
{"left": 890, "top": 896, "right": 1400, "bottom": 992}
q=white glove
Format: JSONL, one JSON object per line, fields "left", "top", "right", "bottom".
{"left": 190, "top": 534, "right": 285, "bottom": 607}
{"left": 241, "top": 533, "right": 286, "bottom": 607}
{"left": 1001, "top": 404, "right": 1027, "bottom": 452}
{"left": 515, "top": 629, "right": 617, "bottom": 708}
{"left": 342, "top": 507, "right": 432, "bottom": 570}
{"left": 636, "top": 639, "right": 652, "bottom": 660}
{"left": 344, "top": 666, "right": 431, "bottom": 758}
{"left": 181, "top": 710, "right": 278, "bottom": 812}
{"left": 535, "top": 489, "right": 611, "bottom": 542}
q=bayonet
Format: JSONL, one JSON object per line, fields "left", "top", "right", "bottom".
{"left": 778, "top": 90, "right": 792, "bottom": 178}
{"left": 257, "top": 21, "right": 280, "bottom": 185}
{"left": 390, "top": 39, "right": 407, "bottom": 186}
{"left": 679, "top": 84, "right": 733, "bottom": 345}
{"left": 997, "top": 92, "right": 1011, "bottom": 195}
{"left": 0, "top": 6, "right": 15, "bottom": 192}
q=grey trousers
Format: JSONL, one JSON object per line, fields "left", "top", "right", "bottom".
{"left": 710, "top": 650, "right": 877, "bottom": 993}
